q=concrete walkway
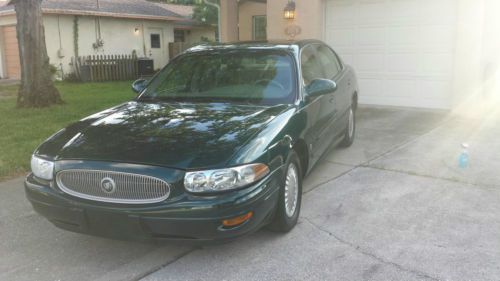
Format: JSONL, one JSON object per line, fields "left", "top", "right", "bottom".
{"left": 2, "top": 106, "right": 500, "bottom": 281}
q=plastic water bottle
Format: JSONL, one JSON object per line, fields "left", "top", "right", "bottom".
{"left": 458, "top": 143, "right": 469, "bottom": 169}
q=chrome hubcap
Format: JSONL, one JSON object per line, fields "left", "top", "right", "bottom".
{"left": 348, "top": 108, "right": 354, "bottom": 139}
{"left": 284, "top": 163, "right": 299, "bottom": 217}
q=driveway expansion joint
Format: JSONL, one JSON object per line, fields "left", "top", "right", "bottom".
{"left": 302, "top": 217, "right": 440, "bottom": 281}
{"left": 361, "top": 165, "right": 498, "bottom": 190}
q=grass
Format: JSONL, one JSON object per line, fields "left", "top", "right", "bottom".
{"left": 0, "top": 81, "right": 136, "bottom": 180}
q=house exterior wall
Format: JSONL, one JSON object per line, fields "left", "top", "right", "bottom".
{"left": 266, "top": 0, "right": 324, "bottom": 40}
{"left": 184, "top": 27, "right": 216, "bottom": 46}
{"left": 238, "top": 1, "right": 266, "bottom": 41}
{"left": 43, "top": 15, "right": 75, "bottom": 78}
{"left": 43, "top": 15, "right": 175, "bottom": 76}
{"left": 220, "top": 0, "right": 238, "bottom": 42}
{"left": 0, "top": 15, "right": 16, "bottom": 78}
{"left": 0, "top": 14, "right": 178, "bottom": 78}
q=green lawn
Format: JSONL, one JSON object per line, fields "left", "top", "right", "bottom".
{"left": 0, "top": 81, "right": 136, "bottom": 180}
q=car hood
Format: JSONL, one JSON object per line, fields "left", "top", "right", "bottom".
{"left": 37, "top": 101, "right": 291, "bottom": 170}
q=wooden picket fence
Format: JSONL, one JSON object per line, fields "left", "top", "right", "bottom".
{"left": 72, "top": 54, "right": 138, "bottom": 82}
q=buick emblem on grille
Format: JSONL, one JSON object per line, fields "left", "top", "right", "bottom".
{"left": 100, "top": 177, "right": 117, "bottom": 194}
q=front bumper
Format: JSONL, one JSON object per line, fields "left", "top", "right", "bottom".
{"left": 24, "top": 169, "right": 281, "bottom": 242}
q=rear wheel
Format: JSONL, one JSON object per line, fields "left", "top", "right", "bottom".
{"left": 339, "top": 106, "right": 355, "bottom": 147}
{"left": 268, "top": 152, "right": 302, "bottom": 232}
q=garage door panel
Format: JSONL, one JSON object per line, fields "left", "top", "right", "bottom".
{"left": 327, "top": 1, "right": 356, "bottom": 25}
{"left": 419, "top": 0, "right": 456, "bottom": 25}
{"left": 357, "top": 0, "right": 387, "bottom": 24}
{"left": 384, "top": 78, "right": 418, "bottom": 98}
{"left": 420, "top": 53, "right": 454, "bottom": 75}
{"left": 326, "top": 28, "right": 354, "bottom": 47}
{"left": 386, "top": 53, "right": 419, "bottom": 73}
{"left": 358, "top": 78, "right": 384, "bottom": 97}
{"left": 388, "top": 0, "right": 420, "bottom": 22}
{"left": 387, "top": 26, "right": 419, "bottom": 46}
{"left": 420, "top": 80, "right": 451, "bottom": 100}
{"left": 325, "top": 0, "right": 456, "bottom": 109}
{"left": 355, "top": 53, "right": 385, "bottom": 73}
{"left": 420, "top": 26, "right": 455, "bottom": 48}
{"left": 355, "top": 27, "right": 386, "bottom": 46}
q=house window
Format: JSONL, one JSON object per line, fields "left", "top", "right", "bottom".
{"left": 174, "top": 30, "right": 185, "bottom": 42}
{"left": 253, "top": 15, "right": 267, "bottom": 41}
{"left": 151, "top": 34, "right": 161, "bottom": 48}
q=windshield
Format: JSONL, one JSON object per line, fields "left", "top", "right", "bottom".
{"left": 139, "top": 50, "right": 296, "bottom": 105}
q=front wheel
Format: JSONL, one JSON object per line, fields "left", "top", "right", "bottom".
{"left": 339, "top": 106, "right": 356, "bottom": 147}
{"left": 268, "top": 152, "right": 302, "bottom": 232}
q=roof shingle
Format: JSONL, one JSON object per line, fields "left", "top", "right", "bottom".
{"left": 0, "top": 0, "right": 188, "bottom": 21}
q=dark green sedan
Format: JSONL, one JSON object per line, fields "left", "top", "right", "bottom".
{"left": 25, "top": 40, "right": 358, "bottom": 242}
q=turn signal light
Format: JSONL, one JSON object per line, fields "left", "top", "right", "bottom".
{"left": 222, "top": 212, "right": 253, "bottom": 227}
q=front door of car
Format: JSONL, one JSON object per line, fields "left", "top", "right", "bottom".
{"left": 300, "top": 45, "right": 336, "bottom": 163}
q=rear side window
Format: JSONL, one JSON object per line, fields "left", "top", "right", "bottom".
{"left": 301, "top": 45, "right": 324, "bottom": 85}
{"left": 315, "top": 44, "right": 341, "bottom": 79}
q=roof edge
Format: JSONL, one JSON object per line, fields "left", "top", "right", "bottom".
{"left": 43, "top": 8, "right": 187, "bottom": 21}
{"left": 0, "top": 7, "right": 190, "bottom": 22}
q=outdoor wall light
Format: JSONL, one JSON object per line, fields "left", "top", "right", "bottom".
{"left": 134, "top": 27, "right": 140, "bottom": 35}
{"left": 284, "top": 1, "right": 296, "bottom": 20}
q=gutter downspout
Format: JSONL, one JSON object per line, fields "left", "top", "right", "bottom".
{"left": 203, "top": 0, "right": 221, "bottom": 42}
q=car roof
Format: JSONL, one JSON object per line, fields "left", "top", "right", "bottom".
{"left": 184, "top": 39, "right": 326, "bottom": 55}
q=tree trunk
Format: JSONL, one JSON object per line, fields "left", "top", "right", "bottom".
{"left": 13, "top": 0, "right": 63, "bottom": 108}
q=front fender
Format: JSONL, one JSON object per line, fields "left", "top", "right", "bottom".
{"left": 227, "top": 106, "right": 307, "bottom": 172}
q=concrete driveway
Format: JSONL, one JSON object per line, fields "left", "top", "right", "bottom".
{"left": 2, "top": 106, "right": 500, "bottom": 281}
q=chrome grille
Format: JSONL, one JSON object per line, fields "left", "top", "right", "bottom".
{"left": 56, "top": 170, "right": 170, "bottom": 204}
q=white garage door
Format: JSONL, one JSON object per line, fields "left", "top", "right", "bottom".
{"left": 325, "top": 0, "right": 457, "bottom": 109}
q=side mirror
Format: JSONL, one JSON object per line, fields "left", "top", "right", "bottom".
{"left": 132, "top": 79, "right": 148, "bottom": 94}
{"left": 305, "top": 79, "right": 337, "bottom": 98}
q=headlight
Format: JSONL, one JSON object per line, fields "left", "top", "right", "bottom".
{"left": 184, "top": 163, "right": 270, "bottom": 193}
{"left": 31, "top": 155, "right": 55, "bottom": 180}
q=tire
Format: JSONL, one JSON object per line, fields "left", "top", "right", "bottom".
{"left": 268, "top": 151, "right": 302, "bottom": 233}
{"left": 339, "top": 106, "right": 355, "bottom": 148}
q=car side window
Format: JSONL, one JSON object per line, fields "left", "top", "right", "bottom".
{"left": 315, "top": 44, "right": 341, "bottom": 80}
{"left": 301, "top": 45, "right": 324, "bottom": 86}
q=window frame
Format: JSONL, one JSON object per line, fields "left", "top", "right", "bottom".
{"left": 150, "top": 33, "right": 161, "bottom": 49}
{"left": 174, "top": 30, "right": 185, "bottom": 43}
{"left": 252, "top": 15, "right": 267, "bottom": 41}
{"left": 300, "top": 44, "right": 325, "bottom": 86}
{"left": 314, "top": 43, "right": 343, "bottom": 80}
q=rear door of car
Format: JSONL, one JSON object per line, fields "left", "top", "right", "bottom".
{"left": 300, "top": 44, "right": 336, "bottom": 161}
{"left": 314, "top": 43, "right": 349, "bottom": 138}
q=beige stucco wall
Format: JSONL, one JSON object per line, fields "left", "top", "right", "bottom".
{"left": 0, "top": 14, "right": 16, "bottom": 78}
{"left": 266, "top": 0, "right": 324, "bottom": 40}
{"left": 184, "top": 27, "right": 216, "bottom": 46}
{"left": 238, "top": 1, "right": 266, "bottom": 41}
{"left": 220, "top": 0, "right": 238, "bottom": 42}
